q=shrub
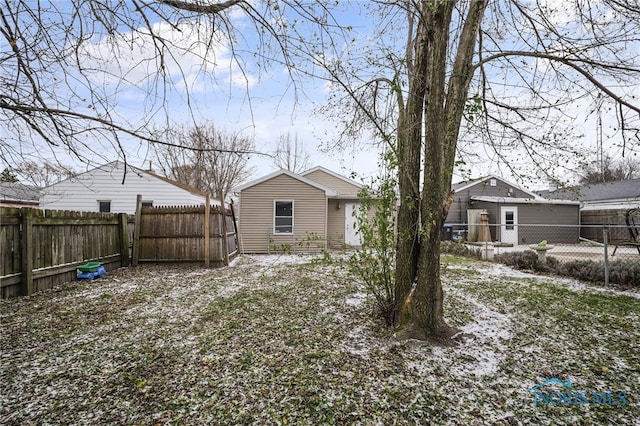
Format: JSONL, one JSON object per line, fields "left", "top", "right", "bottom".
{"left": 556, "top": 260, "right": 604, "bottom": 283}
{"left": 494, "top": 250, "right": 550, "bottom": 272}
{"left": 495, "top": 251, "right": 640, "bottom": 288}
{"left": 348, "top": 154, "right": 397, "bottom": 326}
{"left": 608, "top": 260, "right": 640, "bottom": 288}
{"left": 440, "top": 241, "right": 482, "bottom": 259}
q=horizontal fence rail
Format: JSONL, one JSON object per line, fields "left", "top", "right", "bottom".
{"left": 0, "top": 207, "right": 134, "bottom": 298}
{"left": 1, "top": 197, "right": 238, "bottom": 299}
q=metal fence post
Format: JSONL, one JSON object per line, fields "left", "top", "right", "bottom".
{"left": 603, "top": 225, "right": 610, "bottom": 286}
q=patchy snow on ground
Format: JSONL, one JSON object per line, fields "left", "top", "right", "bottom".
{"left": 345, "top": 291, "right": 367, "bottom": 307}
{"left": 1, "top": 254, "right": 638, "bottom": 425}
{"left": 482, "top": 261, "right": 640, "bottom": 299}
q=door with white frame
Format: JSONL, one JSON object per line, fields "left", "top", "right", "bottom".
{"left": 500, "top": 206, "right": 519, "bottom": 244}
{"left": 344, "top": 202, "right": 362, "bottom": 246}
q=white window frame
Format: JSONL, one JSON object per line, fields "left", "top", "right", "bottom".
{"left": 273, "top": 200, "right": 294, "bottom": 235}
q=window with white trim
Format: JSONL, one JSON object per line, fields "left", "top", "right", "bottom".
{"left": 274, "top": 200, "right": 293, "bottom": 234}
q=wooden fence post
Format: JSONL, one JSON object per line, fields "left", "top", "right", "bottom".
{"left": 118, "top": 213, "right": 129, "bottom": 267}
{"left": 132, "top": 194, "right": 142, "bottom": 266}
{"left": 219, "top": 192, "right": 229, "bottom": 266}
{"left": 230, "top": 201, "right": 239, "bottom": 254}
{"left": 20, "top": 208, "right": 34, "bottom": 296}
{"left": 204, "top": 195, "right": 210, "bottom": 268}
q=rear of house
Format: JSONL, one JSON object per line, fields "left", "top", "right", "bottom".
{"left": 301, "top": 167, "right": 363, "bottom": 248}
{"left": 470, "top": 197, "right": 581, "bottom": 244}
{"left": 40, "top": 161, "right": 208, "bottom": 214}
{"left": 237, "top": 171, "right": 332, "bottom": 253}
{"left": 236, "top": 167, "right": 364, "bottom": 253}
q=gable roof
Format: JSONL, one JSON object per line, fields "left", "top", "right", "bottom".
{"left": 0, "top": 181, "right": 40, "bottom": 202}
{"left": 471, "top": 196, "right": 580, "bottom": 206}
{"left": 300, "top": 166, "right": 363, "bottom": 188}
{"left": 452, "top": 175, "right": 542, "bottom": 200}
{"left": 539, "top": 178, "right": 640, "bottom": 202}
{"left": 234, "top": 169, "right": 339, "bottom": 196}
{"left": 45, "top": 161, "right": 208, "bottom": 199}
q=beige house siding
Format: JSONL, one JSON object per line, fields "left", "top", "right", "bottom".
{"left": 327, "top": 199, "right": 346, "bottom": 248}
{"left": 303, "top": 169, "right": 360, "bottom": 196}
{"left": 327, "top": 198, "right": 375, "bottom": 248}
{"left": 239, "top": 174, "right": 327, "bottom": 253}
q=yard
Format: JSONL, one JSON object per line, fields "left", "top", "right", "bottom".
{"left": 1, "top": 254, "right": 638, "bottom": 425}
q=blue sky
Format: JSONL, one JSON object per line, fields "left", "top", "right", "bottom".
{"left": 2, "top": 1, "right": 638, "bottom": 189}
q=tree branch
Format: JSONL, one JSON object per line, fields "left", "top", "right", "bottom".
{"left": 159, "top": 0, "right": 244, "bottom": 14}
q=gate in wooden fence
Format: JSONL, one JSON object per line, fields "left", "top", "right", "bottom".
{"left": 133, "top": 197, "right": 238, "bottom": 267}
{"left": 1, "top": 197, "right": 238, "bottom": 299}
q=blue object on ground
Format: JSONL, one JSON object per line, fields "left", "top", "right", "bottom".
{"left": 77, "top": 266, "right": 107, "bottom": 280}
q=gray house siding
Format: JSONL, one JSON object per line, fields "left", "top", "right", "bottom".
{"left": 447, "top": 178, "right": 532, "bottom": 224}
{"left": 471, "top": 200, "right": 580, "bottom": 244}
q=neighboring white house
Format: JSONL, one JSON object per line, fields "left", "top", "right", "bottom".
{"left": 40, "top": 161, "right": 212, "bottom": 213}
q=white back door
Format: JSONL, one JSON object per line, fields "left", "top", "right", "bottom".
{"left": 344, "top": 202, "right": 361, "bottom": 245}
{"left": 501, "top": 206, "right": 519, "bottom": 244}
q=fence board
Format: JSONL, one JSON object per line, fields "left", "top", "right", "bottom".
{"left": 581, "top": 210, "right": 636, "bottom": 243}
{"left": 135, "top": 202, "right": 234, "bottom": 266}
{"left": 1, "top": 207, "right": 134, "bottom": 298}
{"left": 1, "top": 200, "right": 237, "bottom": 298}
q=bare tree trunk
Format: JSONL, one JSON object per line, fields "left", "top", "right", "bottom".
{"left": 397, "top": 0, "right": 488, "bottom": 341}
{"left": 394, "top": 113, "right": 422, "bottom": 328}
{"left": 393, "top": 2, "right": 430, "bottom": 331}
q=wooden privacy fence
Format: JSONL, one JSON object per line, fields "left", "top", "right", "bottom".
{"left": 1, "top": 198, "right": 238, "bottom": 299}
{"left": 132, "top": 196, "right": 238, "bottom": 267}
{"left": 0, "top": 207, "right": 133, "bottom": 298}
{"left": 581, "top": 209, "right": 637, "bottom": 243}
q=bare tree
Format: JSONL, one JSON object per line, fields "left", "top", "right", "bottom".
{"left": 307, "top": 1, "right": 640, "bottom": 340}
{"left": 579, "top": 154, "right": 640, "bottom": 184}
{"left": 0, "top": 0, "right": 308, "bottom": 168}
{"left": 152, "top": 123, "right": 254, "bottom": 200}
{"left": 11, "top": 161, "right": 77, "bottom": 188}
{"left": 272, "top": 132, "right": 311, "bottom": 173}
{"left": 152, "top": 123, "right": 253, "bottom": 265}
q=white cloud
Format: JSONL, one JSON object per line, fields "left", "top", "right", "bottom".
{"left": 76, "top": 19, "right": 254, "bottom": 97}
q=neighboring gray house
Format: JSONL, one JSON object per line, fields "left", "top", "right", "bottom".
{"left": 235, "top": 166, "right": 363, "bottom": 253}
{"left": 40, "top": 161, "right": 211, "bottom": 214}
{"left": 537, "top": 178, "right": 640, "bottom": 211}
{"left": 447, "top": 175, "right": 581, "bottom": 244}
{"left": 538, "top": 178, "right": 640, "bottom": 243}
{"left": 0, "top": 182, "right": 40, "bottom": 208}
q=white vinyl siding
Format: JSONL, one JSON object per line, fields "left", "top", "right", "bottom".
{"left": 40, "top": 162, "right": 207, "bottom": 213}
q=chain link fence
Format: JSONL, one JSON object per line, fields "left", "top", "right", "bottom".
{"left": 442, "top": 223, "right": 640, "bottom": 287}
